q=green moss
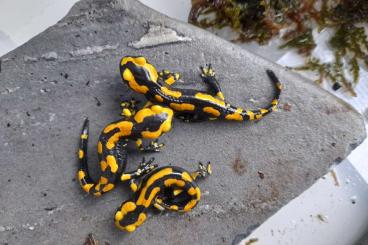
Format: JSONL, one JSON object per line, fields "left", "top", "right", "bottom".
{"left": 189, "top": 0, "right": 368, "bottom": 95}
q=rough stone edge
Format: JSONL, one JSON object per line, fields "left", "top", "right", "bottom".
{"left": 128, "top": 24, "right": 192, "bottom": 49}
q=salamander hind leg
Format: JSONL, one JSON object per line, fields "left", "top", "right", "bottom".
{"left": 200, "top": 64, "right": 225, "bottom": 100}
{"left": 190, "top": 161, "right": 212, "bottom": 180}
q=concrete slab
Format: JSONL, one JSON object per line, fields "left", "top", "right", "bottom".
{"left": 0, "top": 0, "right": 365, "bottom": 244}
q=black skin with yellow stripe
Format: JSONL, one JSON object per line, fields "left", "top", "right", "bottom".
{"left": 77, "top": 104, "right": 174, "bottom": 197}
{"left": 120, "top": 56, "right": 282, "bottom": 122}
{"left": 115, "top": 163, "right": 211, "bottom": 232}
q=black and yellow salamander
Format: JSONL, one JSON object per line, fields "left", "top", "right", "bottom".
{"left": 115, "top": 162, "right": 211, "bottom": 232}
{"left": 120, "top": 56, "right": 282, "bottom": 122}
{"left": 77, "top": 104, "right": 174, "bottom": 197}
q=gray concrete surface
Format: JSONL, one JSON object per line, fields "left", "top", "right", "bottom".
{"left": 0, "top": 0, "right": 366, "bottom": 244}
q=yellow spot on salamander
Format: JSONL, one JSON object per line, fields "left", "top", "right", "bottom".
{"left": 195, "top": 187, "right": 201, "bottom": 200}
{"left": 123, "top": 69, "right": 149, "bottom": 94}
{"left": 95, "top": 176, "right": 108, "bottom": 191}
{"left": 122, "top": 201, "right": 137, "bottom": 213}
{"left": 173, "top": 189, "right": 183, "bottom": 196}
{"left": 181, "top": 172, "right": 193, "bottom": 182}
{"left": 102, "top": 183, "right": 114, "bottom": 192}
{"left": 82, "top": 184, "right": 93, "bottom": 193}
{"left": 155, "top": 95, "right": 164, "bottom": 102}
{"left": 203, "top": 107, "right": 220, "bottom": 117}
{"left": 170, "top": 205, "right": 179, "bottom": 211}
{"left": 194, "top": 93, "right": 225, "bottom": 106}
{"left": 207, "top": 164, "right": 212, "bottom": 175}
{"left": 78, "top": 150, "right": 84, "bottom": 159}
{"left": 121, "top": 212, "right": 147, "bottom": 233}
{"left": 260, "top": 109, "right": 268, "bottom": 114}
{"left": 271, "top": 99, "right": 278, "bottom": 105}
{"left": 164, "top": 179, "right": 185, "bottom": 187}
{"left": 169, "top": 103, "right": 195, "bottom": 111}
{"left": 165, "top": 76, "right": 176, "bottom": 85}
{"left": 122, "top": 108, "right": 132, "bottom": 117}
{"left": 136, "top": 213, "right": 147, "bottom": 226}
{"left": 77, "top": 171, "right": 94, "bottom": 193}
{"left": 97, "top": 141, "right": 103, "bottom": 154}
{"left": 94, "top": 192, "right": 102, "bottom": 197}
{"left": 130, "top": 182, "right": 138, "bottom": 192}
{"left": 106, "top": 155, "right": 118, "bottom": 173}
{"left": 115, "top": 211, "right": 123, "bottom": 222}
{"left": 161, "top": 87, "right": 182, "bottom": 98}
{"left": 136, "top": 138, "right": 143, "bottom": 148}
{"left": 216, "top": 92, "right": 225, "bottom": 100}
{"left": 121, "top": 174, "right": 131, "bottom": 181}
{"left": 225, "top": 108, "right": 243, "bottom": 121}
{"left": 187, "top": 187, "right": 197, "bottom": 196}
{"left": 100, "top": 160, "right": 107, "bottom": 172}
{"left": 80, "top": 134, "right": 88, "bottom": 139}
{"left": 246, "top": 110, "right": 255, "bottom": 120}
{"left": 103, "top": 121, "right": 133, "bottom": 134}
{"left": 78, "top": 170, "right": 85, "bottom": 180}
{"left": 121, "top": 56, "right": 146, "bottom": 66}
{"left": 184, "top": 199, "right": 198, "bottom": 212}
{"left": 134, "top": 108, "right": 155, "bottom": 123}
{"left": 125, "top": 225, "right": 136, "bottom": 233}
{"left": 153, "top": 203, "right": 165, "bottom": 211}
{"left": 142, "top": 187, "right": 160, "bottom": 208}
{"left": 255, "top": 114, "right": 263, "bottom": 120}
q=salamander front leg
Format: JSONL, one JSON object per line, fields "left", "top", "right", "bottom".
{"left": 120, "top": 97, "right": 141, "bottom": 117}
{"left": 158, "top": 69, "right": 181, "bottom": 86}
{"left": 200, "top": 64, "right": 225, "bottom": 100}
{"left": 136, "top": 139, "right": 165, "bottom": 152}
{"left": 190, "top": 161, "right": 212, "bottom": 180}
{"left": 121, "top": 157, "right": 158, "bottom": 182}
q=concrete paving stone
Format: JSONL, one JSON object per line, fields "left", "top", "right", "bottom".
{"left": 0, "top": 0, "right": 366, "bottom": 244}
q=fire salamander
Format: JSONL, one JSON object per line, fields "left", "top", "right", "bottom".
{"left": 120, "top": 56, "right": 282, "bottom": 122}
{"left": 77, "top": 104, "right": 174, "bottom": 197}
{"left": 115, "top": 162, "right": 211, "bottom": 232}
{"left": 77, "top": 102, "right": 211, "bottom": 232}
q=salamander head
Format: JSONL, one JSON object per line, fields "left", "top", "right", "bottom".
{"left": 134, "top": 105, "right": 174, "bottom": 139}
{"left": 120, "top": 56, "right": 158, "bottom": 94}
{"left": 115, "top": 201, "right": 147, "bottom": 232}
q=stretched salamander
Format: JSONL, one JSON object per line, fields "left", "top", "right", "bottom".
{"left": 120, "top": 56, "right": 281, "bottom": 122}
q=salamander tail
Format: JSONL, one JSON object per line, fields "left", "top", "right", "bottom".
{"left": 77, "top": 118, "right": 98, "bottom": 195}
{"left": 240, "top": 69, "right": 282, "bottom": 121}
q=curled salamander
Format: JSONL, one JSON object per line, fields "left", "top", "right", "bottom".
{"left": 120, "top": 56, "right": 281, "bottom": 122}
{"left": 115, "top": 162, "right": 211, "bottom": 232}
{"left": 77, "top": 104, "right": 174, "bottom": 197}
